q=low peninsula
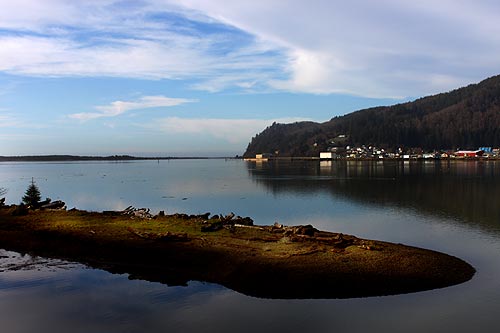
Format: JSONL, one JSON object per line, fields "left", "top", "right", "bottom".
{"left": 0, "top": 205, "right": 475, "bottom": 299}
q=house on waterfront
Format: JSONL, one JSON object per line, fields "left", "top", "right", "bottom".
{"left": 255, "top": 153, "right": 273, "bottom": 159}
{"left": 455, "top": 150, "right": 484, "bottom": 158}
{"left": 320, "top": 152, "right": 333, "bottom": 159}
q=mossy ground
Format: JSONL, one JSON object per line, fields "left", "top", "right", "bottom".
{"left": 0, "top": 206, "right": 475, "bottom": 299}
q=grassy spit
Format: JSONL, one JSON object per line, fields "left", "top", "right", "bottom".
{"left": 0, "top": 206, "right": 475, "bottom": 299}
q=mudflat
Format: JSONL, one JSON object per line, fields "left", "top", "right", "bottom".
{"left": 0, "top": 206, "right": 475, "bottom": 299}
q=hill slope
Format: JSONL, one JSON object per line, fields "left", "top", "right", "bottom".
{"left": 244, "top": 75, "right": 500, "bottom": 157}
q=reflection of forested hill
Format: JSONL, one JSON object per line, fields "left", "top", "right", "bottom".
{"left": 244, "top": 75, "right": 500, "bottom": 157}
{"left": 246, "top": 160, "right": 500, "bottom": 232}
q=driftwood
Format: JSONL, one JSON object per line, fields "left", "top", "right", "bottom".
{"left": 40, "top": 200, "right": 66, "bottom": 210}
{"left": 234, "top": 224, "right": 265, "bottom": 230}
{"left": 121, "top": 206, "right": 153, "bottom": 219}
{"left": 201, "top": 213, "right": 254, "bottom": 232}
{"left": 36, "top": 198, "right": 52, "bottom": 208}
{"left": 269, "top": 223, "right": 358, "bottom": 248}
{"left": 166, "top": 212, "right": 211, "bottom": 220}
{"left": 115, "top": 207, "right": 355, "bottom": 249}
{"left": 127, "top": 227, "right": 189, "bottom": 242}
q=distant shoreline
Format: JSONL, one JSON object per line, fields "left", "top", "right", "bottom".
{"left": 2, "top": 155, "right": 499, "bottom": 162}
{"left": 0, "top": 155, "right": 239, "bottom": 162}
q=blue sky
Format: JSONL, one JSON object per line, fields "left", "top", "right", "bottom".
{"left": 1, "top": 1, "right": 500, "bottom": 156}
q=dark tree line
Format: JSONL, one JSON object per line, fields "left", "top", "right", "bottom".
{"left": 244, "top": 74, "right": 500, "bottom": 157}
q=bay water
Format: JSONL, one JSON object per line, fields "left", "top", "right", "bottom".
{"left": 1, "top": 159, "right": 500, "bottom": 332}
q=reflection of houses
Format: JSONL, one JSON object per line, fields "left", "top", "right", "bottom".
{"left": 455, "top": 150, "right": 484, "bottom": 158}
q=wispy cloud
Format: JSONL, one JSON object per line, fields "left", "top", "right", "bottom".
{"left": 69, "top": 95, "right": 196, "bottom": 121}
{"left": 166, "top": 0, "right": 500, "bottom": 97}
{"left": 0, "top": 1, "right": 284, "bottom": 92}
{"left": 1, "top": 1, "right": 500, "bottom": 98}
{"left": 153, "top": 117, "right": 309, "bottom": 144}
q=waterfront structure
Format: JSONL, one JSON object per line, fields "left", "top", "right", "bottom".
{"left": 320, "top": 152, "right": 333, "bottom": 160}
{"left": 255, "top": 153, "right": 273, "bottom": 159}
{"left": 455, "top": 150, "right": 484, "bottom": 157}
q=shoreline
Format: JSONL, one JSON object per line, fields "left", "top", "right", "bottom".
{"left": 0, "top": 206, "right": 475, "bottom": 299}
{"left": 244, "top": 156, "right": 500, "bottom": 161}
{"left": 0, "top": 155, "right": 233, "bottom": 162}
{"left": 2, "top": 154, "right": 500, "bottom": 162}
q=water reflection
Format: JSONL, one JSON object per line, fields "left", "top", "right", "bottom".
{"left": 246, "top": 160, "right": 500, "bottom": 233}
{"left": 2, "top": 160, "right": 500, "bottom": 332}
{"left": 0, "top": 246, "right": 497, "bottom": 333}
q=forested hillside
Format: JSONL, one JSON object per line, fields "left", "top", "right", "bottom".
{"left": 244, "top": 75, "right": 500, "bottom": 157}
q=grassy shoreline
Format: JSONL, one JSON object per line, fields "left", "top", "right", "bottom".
{"left": 0, "top": 206, "right": 475, "bottom": 299}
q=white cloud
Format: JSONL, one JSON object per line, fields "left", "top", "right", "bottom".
{"left": 166, "top": 0, "right": 500, "bottom": 97}
{"left": 0, "top": 36, "right": 211, "bottom": 79}
{"left": 1, "top": 0, "right": 500, "bottom": 98}
{"left": 0, "top": 0, "right": 78, "bottom": 31}
{"left": 0, "top": 1, "right": 283, "bottom": 92}
{"left": 153, "top": 117, "right": 309, "bottom": 144}
{"left": 69, "top": 96, "right": 196, "bottom": 121}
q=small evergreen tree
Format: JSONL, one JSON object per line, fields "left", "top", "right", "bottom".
{"left": 22, "top": 178, "right": 41, "bottom": 207}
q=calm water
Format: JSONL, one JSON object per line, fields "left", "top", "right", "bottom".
{"left": 1, "top": 159, "right": 500, "bottom": 332}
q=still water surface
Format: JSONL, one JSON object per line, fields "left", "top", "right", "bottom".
{"left": 1, "top": 159, "right": 500, "bottom": 332}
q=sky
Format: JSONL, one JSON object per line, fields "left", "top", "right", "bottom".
{"left": 1, "top": 0, "right": 500, "bottom": 156}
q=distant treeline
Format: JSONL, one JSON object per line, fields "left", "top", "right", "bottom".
{"left": 0, "top": 155, "right": 217, "bottom": 162}
{"left": 244, "top": 74, "right": 500, "bottom": 157}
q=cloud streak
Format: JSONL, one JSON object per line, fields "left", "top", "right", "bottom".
{"left": 1, "top": 1, "right": 500, "bottom": 98}
{"left": 0, "top": 1, "right": 284, "bottom": 93}
{"left": 164, "top": 0, "right": 500, "bottom": 97}
{"left": 69, "top": 96, "right": 196, "bottom": 121}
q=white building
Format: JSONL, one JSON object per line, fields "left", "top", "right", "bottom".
{"left": 320, "top": 152, "right": 333, "bottom": 159}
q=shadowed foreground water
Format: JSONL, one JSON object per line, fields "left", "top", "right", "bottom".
{"left": 1, "top": 159, "right": 500, "bottom": 332}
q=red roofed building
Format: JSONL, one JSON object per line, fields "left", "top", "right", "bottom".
{"left": 455, "top": 150, "right": 484, "bottom": 157}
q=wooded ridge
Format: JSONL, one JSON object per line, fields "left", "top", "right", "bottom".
{"left": 244, "top": 75, "right": 500, "bottom": 157}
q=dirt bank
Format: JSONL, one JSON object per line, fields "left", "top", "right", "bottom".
{"left": 0, "top": 206, "right": 475, "bottom": 299}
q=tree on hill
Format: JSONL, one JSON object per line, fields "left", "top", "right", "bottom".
{"left": 244, "top": 74, "right": 500, "bottom": 156}
{"left": 22, "top": 178, "right": 41, "bottom": 207}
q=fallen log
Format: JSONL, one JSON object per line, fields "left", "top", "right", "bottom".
{"left": 127, "top": 227, "right": 189, "bottom": 242}
{"left": 40, "top": 200, "right": 66, "bottom": 210}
